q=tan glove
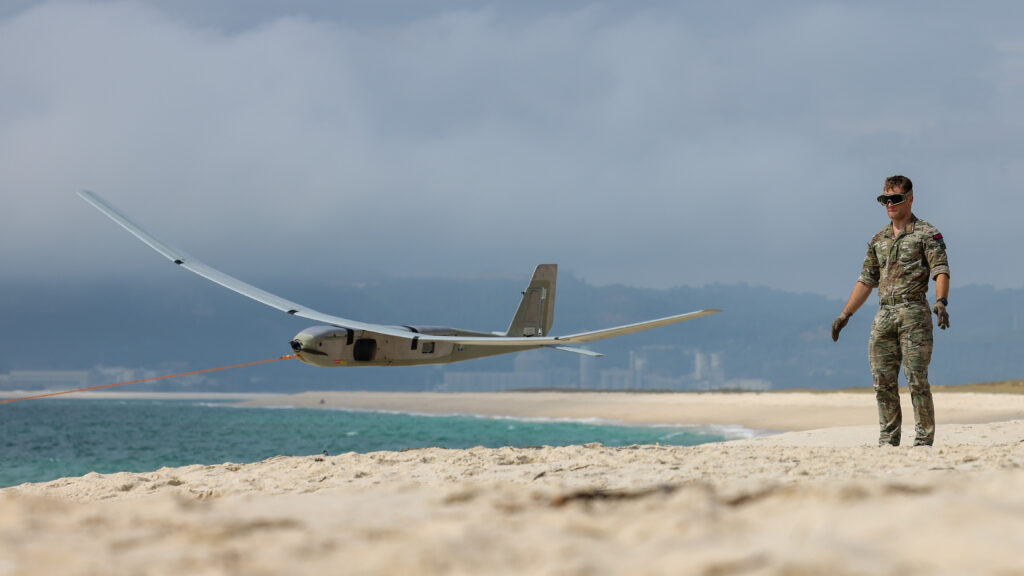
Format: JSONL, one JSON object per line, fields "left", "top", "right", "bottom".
{"left": 831, "top": 312, "right": 850, "bottom": 342}
{"left": 933, "top": 302, "right": 949, "bottom": 330}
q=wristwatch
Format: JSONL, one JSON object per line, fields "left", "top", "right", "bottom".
{"left": 936, "top": 297, "right": 948, "bottom": 306}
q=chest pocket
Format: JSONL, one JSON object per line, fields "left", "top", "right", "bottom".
{"left": 875, "top": 242, "right": 892, "bottom": 267}
{"left": 897, "top": 239, "right": 921, "bottom": 266}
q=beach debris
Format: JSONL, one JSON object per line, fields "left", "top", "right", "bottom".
{"left": 549, "top": 484, "right": 677, "bottom": 507}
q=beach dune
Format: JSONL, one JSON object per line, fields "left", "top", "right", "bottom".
{"left": 3, "top": 390, "right": 1024, "bottom": 575}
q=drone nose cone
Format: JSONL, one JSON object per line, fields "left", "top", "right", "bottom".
{"left": 290, "top": 334, "right": 328, "bottom": 357}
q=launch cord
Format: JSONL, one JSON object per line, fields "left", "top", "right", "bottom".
{"left": 0, "top": 355, "right": 295, "bottom": 405}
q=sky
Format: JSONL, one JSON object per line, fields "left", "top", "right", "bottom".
{"left": 2, "top": 1, "right": 1023, "bottom": 299}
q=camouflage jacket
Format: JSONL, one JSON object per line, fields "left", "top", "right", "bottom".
{"left": 858, "top": 215, "right": 950, "bottom": 301}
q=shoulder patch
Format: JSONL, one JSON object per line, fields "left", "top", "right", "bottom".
{"left": 933, "top": 233, "right": 943, "bottom": 241}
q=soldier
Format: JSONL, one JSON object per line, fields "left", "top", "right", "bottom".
{"left": 831, "top": 175, "right": 950, "bottom": 446}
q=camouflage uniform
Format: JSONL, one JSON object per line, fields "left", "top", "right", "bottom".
{"left": 858, "top": 215, "right": 949, "bottom": 446}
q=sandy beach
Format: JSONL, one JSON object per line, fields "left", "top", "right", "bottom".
{"left": 4, "top": 390, "right": 1024, "bottom": 575}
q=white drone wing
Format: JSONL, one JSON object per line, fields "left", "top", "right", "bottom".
{"left": 80, "top": 190, "right": 719, "bottom": 347}
{"left": 79, "top": 190, "right": 408, "bottom": 336}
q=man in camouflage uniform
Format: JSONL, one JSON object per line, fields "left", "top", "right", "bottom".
{"left": 831, "top": 175, "right": 950, "bottom": 446}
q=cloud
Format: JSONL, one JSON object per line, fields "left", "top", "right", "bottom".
{"left": 2, "top": 1, "right": 1023, "bottom": 297}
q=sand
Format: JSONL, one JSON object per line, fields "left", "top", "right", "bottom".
{"left": 3, "top": 390, "right": 1024, "bottom": 575}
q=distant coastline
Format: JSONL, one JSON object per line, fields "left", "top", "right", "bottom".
{"left": 241, "top": 388, "right": 1024, "bottom": 433}
{"left": 3, "top": 378, "right": 1022, "bottom": 402}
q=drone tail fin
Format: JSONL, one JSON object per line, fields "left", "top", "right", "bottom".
{"left": 506, "top": 264, "right": 557, "bottom": 337}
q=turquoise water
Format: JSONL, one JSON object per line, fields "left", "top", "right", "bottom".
{"left": 0, "top": 399, "right": 731, "bottom": 488}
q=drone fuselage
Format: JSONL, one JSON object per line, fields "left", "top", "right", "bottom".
{"left": 290, "top": 325, "right": 536, "bottom": 367}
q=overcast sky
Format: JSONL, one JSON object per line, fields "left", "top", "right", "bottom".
{"left": 2, "top": 1, "right": 1022, "bottom": 299}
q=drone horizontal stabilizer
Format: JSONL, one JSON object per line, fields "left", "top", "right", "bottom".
{"left": 548, "top": 345, "right": 603, "bottom": 357}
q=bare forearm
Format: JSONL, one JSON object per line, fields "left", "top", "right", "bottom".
{"left": 935, "top": 273, "right": 949, "bottom": 301}
{"left": 843, "top": 282, "right": 874, "bottom": 316}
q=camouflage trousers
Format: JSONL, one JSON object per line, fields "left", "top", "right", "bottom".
{"left": 869, "top": 301, "right": 935, "bottom": 446}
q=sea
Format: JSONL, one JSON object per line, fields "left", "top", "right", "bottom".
{"left": 0, "top": 398, "right": 741, "bottom": 488}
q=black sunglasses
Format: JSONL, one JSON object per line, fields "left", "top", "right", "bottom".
{"left": 876, "top": 193, "right": 908, "bottom": 206}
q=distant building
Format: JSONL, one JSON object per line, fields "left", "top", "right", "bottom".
{"left": 3, "top": 370, "right": 89, "bottom": 390}
{"left": 719, "top": 378, "right": 772, "bottom": 392}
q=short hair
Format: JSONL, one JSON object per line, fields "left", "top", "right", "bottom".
{"left": 884, "top": 175, "right": 913, "bottom": 195}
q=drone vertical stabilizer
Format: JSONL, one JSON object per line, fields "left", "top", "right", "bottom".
{"left": 506, "top": 264, "right": 556, "bottom": 337}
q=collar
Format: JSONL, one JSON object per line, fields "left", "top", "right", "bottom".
{"left": 888, "top": 214, "right": 918, "bottom": 238}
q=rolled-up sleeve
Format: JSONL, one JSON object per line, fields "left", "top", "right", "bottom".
{"left": 925, "top": 231, "right": 950, "bottom": 279}
{"left": 858, "top": 242, "right": 880, "bottom": 287}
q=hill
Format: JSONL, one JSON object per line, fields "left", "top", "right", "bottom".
{"left": 1, "top": 273, "right": 1020, "bottom": 392}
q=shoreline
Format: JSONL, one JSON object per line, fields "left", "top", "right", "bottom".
{"left": 242, "top": 389, "right": 1024, "bottom": 433}
{"left": 8, "top": 388, "right": 1024, "bottom": 440}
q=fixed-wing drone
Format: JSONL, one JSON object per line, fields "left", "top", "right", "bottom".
{"left": 80, "top": 191, "right": 720, "bottom": 367}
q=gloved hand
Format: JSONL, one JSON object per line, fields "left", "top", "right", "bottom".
{"left": 933, "top": 302, "right": 949, "bottom": 330}
{"left": 831, "top": 312, "right": 850, "bottom": 342}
